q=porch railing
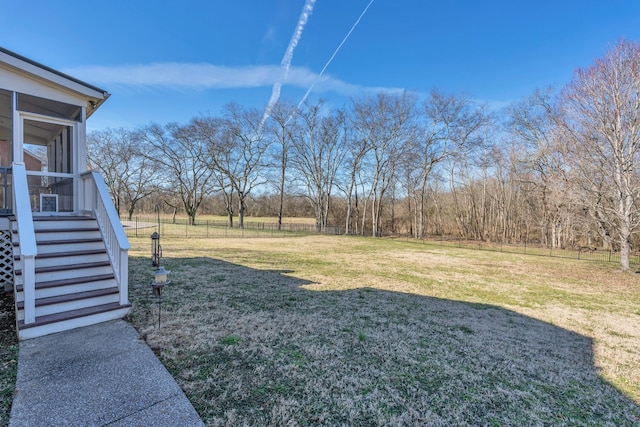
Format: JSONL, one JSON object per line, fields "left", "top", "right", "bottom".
{"left": 80, "top": 171, "right": 130, "bottom": 305}
{"left": 13, "top": 163, "right": 36, "bottom": 324}
{"left": 0, "top": 167, "right": 12, "bottom": 215}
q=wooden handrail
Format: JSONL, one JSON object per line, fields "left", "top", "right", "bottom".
{"left": 81, "top": 171, "right": 130, "bottom": 305}
{"left": 81, "top": 171, "right": 130, "bottom": 250}
{"left": 12, "top": 162, "right": 36, "bottom": 324}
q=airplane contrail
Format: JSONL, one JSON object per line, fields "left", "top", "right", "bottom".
{"left": 287, "top": 0, "right": 375, "bottom": 124}
{"left": 261, "top": 0, "right": 317, "bottom": 128}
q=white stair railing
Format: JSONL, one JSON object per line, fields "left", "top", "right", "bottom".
{"left": 12, "top": 163, "right": 37, "bottom": 324}
{"left": 80, "top": 171, "right": 130, "bottom": 305}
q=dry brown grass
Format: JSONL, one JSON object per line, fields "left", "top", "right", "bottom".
{"left": 127, "top": 235, "right": 640, "bottom": 426}
{"left": 0, "top": 291, "right": 16, "bottom": 427}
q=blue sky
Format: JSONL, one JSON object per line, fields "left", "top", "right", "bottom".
{"left": 4, "top": 1, "right": 640, "bottom": 132}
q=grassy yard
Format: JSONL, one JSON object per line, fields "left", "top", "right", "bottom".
{"left": 127, "top": 234, "right": 640, "bottom": 426}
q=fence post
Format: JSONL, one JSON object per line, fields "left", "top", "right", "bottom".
{"left": 608, "top": 250, "right": 611, "bottom": 263}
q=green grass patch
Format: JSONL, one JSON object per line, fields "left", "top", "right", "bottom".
{"left": 220, "top": 335, "right": 242, "bottom": 345}
{"left": 127, "top": 234, "right": 640, "bottom": 426}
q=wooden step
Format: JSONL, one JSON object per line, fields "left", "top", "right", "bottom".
{"left": 30, "top": 230, "right": 103, "bottom": 242}
{"left": 37, "top": 249, "right": 107, "bottom": 259}
{"left": 35, "top": 254, "right": 110, "bottom": 270}
{"left": 15, "top": 238, "right": 103, "bottom": 247}
{"left": 32, "top": 216, "right": 94, "bottom": 221}
{"left": 18, "top": 304, "right": 131, "bottom": 340}
{"left": 15, "top": 249, "right": 107, "bottom": 261}
{"left": 14, "top": 240, "right": 106, "bottom": 257}
{"left": 15, "top": 260, "right": 111, "bottom": 276}
{"left": 16, "top": 263, "right": 114, "bottom": 285}
{"left": 15, "top": 275, "right": 117, "bottom": 302}
{"left": 15, "top": 274, "right": 115, "bottom": 292}
{"left": 16, "top": 287, "right": 120, "bottom": 320}
{"left": 16, "top": 287, "right": 118, "bottom": 310}
{"left": 11, "top": 215, "right": 130, "bottom": 340}
{"left": 13, "top": 226, "right": 100, "bottom": 234}
{"left": 35, "top": 228, "right": 99, "bottom": 234}
{"left": 18, "top": 302, "right": 131, "bottom": 330}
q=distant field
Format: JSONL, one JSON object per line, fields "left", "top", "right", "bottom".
{"left": 127, "top": 234, "right": 640, "bottom": 426}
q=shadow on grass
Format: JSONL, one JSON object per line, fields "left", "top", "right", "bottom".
{"left": 128, "top": 255, "right": 640, "bottom": 426}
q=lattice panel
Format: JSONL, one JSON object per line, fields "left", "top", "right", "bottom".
{"left": 0, "top": 230, "right": 13, "bottom": 286}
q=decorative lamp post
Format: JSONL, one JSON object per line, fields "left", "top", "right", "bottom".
{"left": 151, "top": 266, "right": 171, "bottom": 328}
{"left": 151, "top": 231, "right": 161, "bottom": 267}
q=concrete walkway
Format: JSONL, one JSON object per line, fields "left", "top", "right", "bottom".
{"left": 9, "top": 320, "right": 204, "bottom": 426}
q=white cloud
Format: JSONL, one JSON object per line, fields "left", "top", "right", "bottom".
{"left": 62, "top": 63, "right": 403, "bottom": 96}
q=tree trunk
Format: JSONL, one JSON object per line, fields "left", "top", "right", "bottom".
{"left": 345, "top": 195, "right": 352, "bottom": 235}
{"left": 128, "top": 204, "right": 135, "bottom": 221}
{"left": 278, "top": 131, "right": 286, "bottom": 231}
{"left": 238, "top": 195, "right": 246, "bottom": 229}
{"left": 619, "top": 188, "right": 633, "bottom": 271}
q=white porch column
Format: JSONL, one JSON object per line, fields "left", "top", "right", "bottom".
{"left": 11, "top": 92, "right": 22, "bottom": 163}
{"left": 75, "top": 106, "right": 87, "bottom": 213}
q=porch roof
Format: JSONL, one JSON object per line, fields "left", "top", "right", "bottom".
{"left": 0, "top": 47, "right": 110, "bottom": 118}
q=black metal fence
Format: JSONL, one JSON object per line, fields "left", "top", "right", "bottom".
{"left": 123, "top": 216, "right": 344, "bottom": 239}
{"left": 123, "top": 215, "right": 639, "bottom": 268}
{"left": 408, "top": 235, "right": 640, "bottom": 268}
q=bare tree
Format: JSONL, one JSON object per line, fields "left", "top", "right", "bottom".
{"left": 290, "top": 102, "right": 348, "bottom": 232}
{"left": 341, "top": 133, "right": 370, "bottom": 235}
{"left": 87, "top": 129, "right": 125, "bottom": 215}
{"left": 352, "top": 92, "right": 417, "bottom": 237}
{"left": 196, "top": 104, "right": 270, "bottom": 228}
{"left": 137, "top": 122, "right": 215, "bottom": 225}
{"left": 406, "top": 91, "right": 486, "bottom": 239}
{"left": 87, "top": 128, "right": 157, "bottom": 220}
{"left": 266, "top": 101, "right": 298, "bottom": 231}
{"left": 559, "top": 39, "right": 640, "bottom": 270}
{"left": 213, "top": 168, "right": 235, "bottom": 227}
{"left": 506, "top": 88, "right": 573, "bottom": 247}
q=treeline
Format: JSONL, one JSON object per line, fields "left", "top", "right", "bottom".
{"left": 88, "top": 40, "right": 640, "bottom": 270}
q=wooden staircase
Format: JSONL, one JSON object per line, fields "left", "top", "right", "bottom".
{"left": 13, "top": 216, "right": 130, "bottom": 339}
